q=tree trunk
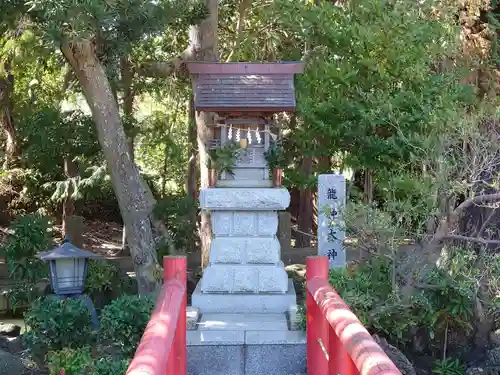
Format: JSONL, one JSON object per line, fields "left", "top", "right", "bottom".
{"left": 0, "top": 63, "right": 19, "bottom": 169}
{"left": 62, "top": 156, "right": 78, "bottom": 235}
{"left": 61, "top": 41, "right": 160, "bottom": 294}
{"left": 120, "top": 56, "right": 136, "bottom": 254}
{"left": 363, "top": 169, "right": 374, "bottom": 204}
{"left": 186, "top": 95, "right": 198, "bottom": 254}
{"left": 296, "top": 157, "right": 313, "bottom": 247}
{"left": 186, "top": 94, "right": 198, "bottom": 200}
{"left": 190, "top": 0, "right": 218, "bottom": 270}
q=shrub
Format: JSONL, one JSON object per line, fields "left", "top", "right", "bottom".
{"left": 99, "top": 294, "right": 155, "bottom": 356}
{"left": 0, "top": 169, "right": 57, "bottom": 221}
{"left": 298, "top": 254, "right": 476, "bottom": 351}
{"left": 153, "top": 194, "right": 198, "bottom": 256}
{"left": 47, "top": 347, "right": 93, "bottom": 375}
{"left": 47, "top": 347, "right": 130, "bottom": 375}
{"left": 85, "top": 260, "right": 127, "bottom": 309}
{"left": 0, "top": 214, "right": 52, "bottom": 308}
{"left": 85, "top": 260, "right": 121, "bottom": 295}
{"left": 23, "top": 296, "right": 95, "bottom": 359}
{"left": 87, "top": 357, "right": 130, "bottom": 375}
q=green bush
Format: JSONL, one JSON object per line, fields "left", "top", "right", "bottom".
{"left": 85, "top": 260, "right": 121, "bottom": 295}
{"left": 47, "top": 347, "right": 93, "bottom": 375}
{"left": 0, "top": 168, "right": 57, "bottom": 221}
{"left": 298, "top": 255, "right": 475, "bottom": 349}
{"left": 99, "top": 294, "right": 155, "bottom": 356}
{"left": 47, "top": 347, "right": 130, "bottom": 375}
{"left": 87, "top": 357, "right": 130, "bottom": 375}
{"left": 153, "top": 194, "right": 198, "bottom": 256}
{"left": 23, "top": 296, "right": 95, "bottom": 359}
{"left": 85, "top": 260, "right": 132, "bottom": 310}
{"left": 0, "top": 214, "right": 52, "bottom": 308}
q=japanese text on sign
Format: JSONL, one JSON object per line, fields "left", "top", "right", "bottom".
{"left": 317, "top": 174, "right": 346, "bottom": 268}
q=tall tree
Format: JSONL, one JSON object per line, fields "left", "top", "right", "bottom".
{"left": 190, "top": 0, "right": 218, "bottom": 269}
{"left": 20, "top": 0, "right": 206, "bottom": 293}
{"left": 140, "top": 0, "right": 218, "bottom": 269}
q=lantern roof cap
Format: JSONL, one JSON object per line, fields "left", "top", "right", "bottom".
{"left": 39, "top": 238, "right": 101, "bottom": 261}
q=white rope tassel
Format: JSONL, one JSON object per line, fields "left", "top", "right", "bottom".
{"left": 247, "top": 127, "right": 252, "bottom": 144}
{"left": 228, "top": 125, "right": 233, "bottom": 140}
{"left": 217, "top": 123, "right": 278, "bottom": 142}
{"left": 255, "top": 128, "right": 262, "bottom": 144}
{"left": 235, "top": 128, "right": 241, "bottom": 142}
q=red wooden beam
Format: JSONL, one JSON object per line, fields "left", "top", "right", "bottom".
{"left": 306, "top": 256, "right": 402, "bottom": 375}
{"left": 126, "top": 256, "right": 187, "bottom": 375}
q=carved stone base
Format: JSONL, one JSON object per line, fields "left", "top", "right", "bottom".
{"left": 201, "top": 263, "right": 289, "bottom": 293}
{"left": 198, "top": 187, "right": 291, "bottom": 300}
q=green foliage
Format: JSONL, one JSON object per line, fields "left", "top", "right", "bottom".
{"left": 432, "top": 358, "right": 464, "bottom": 375}
{"left": 135, "top": 107, "right": 190, "bottom": 194}
{"left": 85, "top": 260, "right": 131, "bottom": 310}
{"left": 47, "top": 347, "right": 93, "bottom": 375}
{"left": 23, "top": 296, "right": 95, "bottom": 359}
{"left": 87, "top": 357, "right": 131, "bottom": 375}
{"left": 27, "top": 0, "right": 207, "bottom": 52}
{"left": 263, "top": 0, "right": 475, "bottom": 188}
{"left": 299, "top": 253, "right": 477, "bottom": 350}
{"left": 85, "top": 260, "right": 121, "bottom": 295}
{"left": 208, "top": 141, "right": 243, "bottom": 176}
{"left": 0, "top": 214, "right": 52, "bottom": 308}
{"left": 264, "top": 140, "right": 286, "bottom": 170}
{"left": 153, "top": 194, "right": 198, "bottom": 255}
{"left": 99, "top": 294, "right": 155, "bottom": 357}
{"left": 0, "top": 168, "right": 57, "bottom": 219}
{"left": 47, "top": 347, "right": 130, "bottom": 375}
{"left": 20, "top": 107, "right": 100, "bottom": 179}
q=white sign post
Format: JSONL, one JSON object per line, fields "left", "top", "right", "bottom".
{"left": 317, "top": 174, "right": 346, "bottom": 268}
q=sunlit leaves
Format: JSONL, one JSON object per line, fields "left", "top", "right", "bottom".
{"left": 25, "top": 0, "right": 206, "bottom": 54}
{"left": 270, "top": 0, "right": 473, "bottom": 175}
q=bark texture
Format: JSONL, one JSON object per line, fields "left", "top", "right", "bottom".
{"left": 61, "top": 41, "right": 160, "bottom": 294}
{"left": 0, "top": 62, "right": 19, "bottom": 169}
{"left": 186, "top": 95, "right": 198, "bottom": 201}
{"left": 120, "top": 55, "right": 136, "bottom": 254}
{"left": 296, "top": 157, "right": 313, "bottom": 247}
{"left": 189, "top": 0, "right": 218, "bottom": 270}
{"left": 62, "top": 156, "right": 78, "bottom": 235}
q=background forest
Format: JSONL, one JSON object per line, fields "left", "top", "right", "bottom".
{"left": 0, "top": 0, "right": 499, "bottom": 375}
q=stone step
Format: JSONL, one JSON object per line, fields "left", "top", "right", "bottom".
{"left": 198, "top": 313, "right": 288, "bottom": 331}
{"left": 192, "top": 278, "right": 297, "bottom": 314}
{"left": 187, "top": 329, "right": 306, "bottom": 375}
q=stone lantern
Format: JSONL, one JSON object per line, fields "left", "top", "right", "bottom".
{"left": 39, "top": 236, "right": 101, "bottom": 327}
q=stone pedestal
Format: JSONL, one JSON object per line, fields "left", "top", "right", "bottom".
{"left": 192, "top": 188, "right": 296, "bottom": 314}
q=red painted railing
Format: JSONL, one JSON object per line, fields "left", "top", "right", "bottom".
{"left": 126, "top": 256, "right": 187, "bottom": 375}
{"left": 306, "top": 256, "right": 402, "bottom": 375}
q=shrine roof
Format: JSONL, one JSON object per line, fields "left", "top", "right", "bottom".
{"left": 186, "top": 62, "right": 304, "bottom": 113}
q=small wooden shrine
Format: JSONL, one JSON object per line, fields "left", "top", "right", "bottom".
{"left": 187, "top": 62, "right": 304, "bottom": 187}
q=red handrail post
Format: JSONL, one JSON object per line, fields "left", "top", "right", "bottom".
{"left": 329, "top": 325, "right": 359, "bottom": 375}
{"left": 306, "top": 256, "right": 329, "bottom": 375}
{"left": 164, "top": 256, "right": 187, "bottom": 375}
